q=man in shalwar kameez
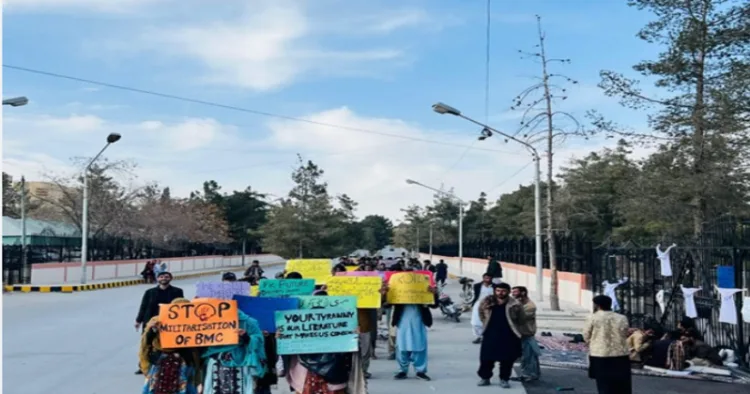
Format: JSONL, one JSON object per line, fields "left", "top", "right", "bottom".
{"left": 388, "top": 285, "right": 438, "bottom": 381}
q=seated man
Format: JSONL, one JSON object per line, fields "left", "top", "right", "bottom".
{"left": 645, "top": 330, "right": 681, "bottom": 369}
{"left": 627, "top": 326, "right": 657, "bottom": 364}
{"left": 683, "top": 329, "right": 722, "bottom": 367}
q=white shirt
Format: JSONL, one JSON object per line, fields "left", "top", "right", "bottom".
{"left": 718, "top": 288, "right": 743, "bottom": 324}
{"left": 680, "top": 285, "right": 701, "bottom": 318}
{"left": 602, "top": 278, "right": 628, "bottom": 312}
{"left": 742, "top": 297, "right": 750, "bottom": 324}
{"left": 656, "top": 290, "right": 665, "bottom": 315}
{"left": 656, "top": 244, "right": 676, "bottom": 277}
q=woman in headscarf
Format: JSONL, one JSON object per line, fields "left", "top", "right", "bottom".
{"left": 202, "top": 310, "right": 267, "bottom": 394}
{"left": 281, "top": 290, "right": 367, "bottom": 394}
{"left": 140, "top": 298, "right": 203, "bottom": 394}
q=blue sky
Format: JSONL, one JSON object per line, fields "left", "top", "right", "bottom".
{"left": 2, "top": 0, "right": 660, "bottom": 220}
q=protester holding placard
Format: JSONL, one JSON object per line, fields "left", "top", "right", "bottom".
{"left": 201, "top": 310, "right": 266, "bottom": 394}
{"left": 385, "top": 281, "right": 438, "bottom": 381}
{"left": 139, "top": 298, "right": 204, "bottom": 394}
{"left": 280, "top": 291, "right": 366, "bottom": 394}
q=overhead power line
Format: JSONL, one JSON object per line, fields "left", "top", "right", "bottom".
{"left": 3, "top": 64, "right": 523, "bottom": 155}
{"left": 487, "top": 160, "right": 534, "bottom": 194}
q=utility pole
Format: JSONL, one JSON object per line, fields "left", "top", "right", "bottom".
{"left": 429, "top": 223, "right": 433, "bottom": 262}
{"left": 416, "top": 226, "right": 420, "bottom": 257}
{"left": 20, "top": 176, "right": 28, "bottom": 283}
{"left": 241, "top": 225, "right": 247, "bottom": 266}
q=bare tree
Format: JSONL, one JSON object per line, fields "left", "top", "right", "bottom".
{"left": 28, "top": 158, "right": 143, "bottom": 238}
{"left": 509, "top": 15, "right": 591, "bottom": 311}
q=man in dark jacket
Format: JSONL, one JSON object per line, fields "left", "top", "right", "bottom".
{"left": 486, "top": 255, "right": 503, "bottom": 284}
{"left": 133, "top": 271, "right": 183, "bottom": 374}
{"left": 435, "top": 260, "right": 448, "bottom": 286}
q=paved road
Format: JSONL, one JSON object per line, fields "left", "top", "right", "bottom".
{"left": 526, "top": 366, "right": 747, "bottom": 394}
{"left": 6, "top": 270, "right": 742, "bottom": 394}
{"left": 3, "top": 268, "right": 528, "bottom": 394}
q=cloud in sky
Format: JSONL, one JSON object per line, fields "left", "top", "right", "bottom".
{"left": 131, "top": 0, "right": 431, "bottom": 91}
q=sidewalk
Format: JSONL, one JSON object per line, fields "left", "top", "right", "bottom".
{"left": 3, "top": 262, "right": 285, "bottom": 293}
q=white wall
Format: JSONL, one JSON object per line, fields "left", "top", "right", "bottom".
{"left": 31, "top": 254, "right": 286, "bottom": 285}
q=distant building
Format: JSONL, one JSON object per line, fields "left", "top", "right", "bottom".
{"left": 26, "top": 181, "right": 74, "bottom": 204}
{"left": 377, "top": 245, "right": 410, "bottom": 259}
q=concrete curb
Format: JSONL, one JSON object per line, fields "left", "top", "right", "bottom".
{"left": 3, "top": 261, "right": 286, "bottom": 293}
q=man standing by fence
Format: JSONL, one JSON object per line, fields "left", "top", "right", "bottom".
{"left": 133, "top": 271, "right": 183, "bottom": 375}
{"left": 486, "top": 255, "right": 503, "bottom": 284}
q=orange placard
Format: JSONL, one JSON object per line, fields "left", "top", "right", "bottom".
{"left": 158, "top": 299, "right": 239, "bottom": 348}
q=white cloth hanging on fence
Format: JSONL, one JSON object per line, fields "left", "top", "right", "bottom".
{"left": 680, "top": 285, "right": 701, "bottom": 318}
{"left": 656, "top": 243, "right": 677, "bottom": 277}
{"left": 717, "top": 287, "right": 743, "bottom": 325}
{"left": 602, "top": 277, "right": 628, "bottom": 312}
{"left": 742, "top": 297, "right": 750, "bottom": 324}
{"left": 656, "top": 290, "right": 665, "bottom": 315}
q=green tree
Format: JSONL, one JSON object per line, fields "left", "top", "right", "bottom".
{"left": 359, "top": 215, "right": 394, "bottom": 252}
{"left": 599, "top": 0, "right": 750, "bottom": 236}
{"left": 2, "top": 172, "right": 20, "bottom": 218}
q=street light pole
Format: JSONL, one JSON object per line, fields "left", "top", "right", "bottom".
{"left": 429, "top": 222, "right": 433, "bottom": 262}
{"left": 20, "top": 176, "right": 28, "bottom": 283}
{"left": 405, "top": 179, "right": 466, "bottom": 276}
{"left": 80, "top": 133, "right": 122, "bottom": 284}
{"left": 432, "top": 102, "right": 543, "bottom": 301}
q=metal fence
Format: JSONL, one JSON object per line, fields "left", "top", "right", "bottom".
{"left": 424, "top": 216, "right": 750, "bottom": 366}
{"left": 3, "top": 237, "right": 241, "bottom": 285}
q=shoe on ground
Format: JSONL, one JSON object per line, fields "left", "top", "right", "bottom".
{"left": 499, "top": 380, "right": 511, "bottom": 389}
{"left": 472, "top": 337, "right": 482, "bottom": 344}
{"left": 477, "top": 379, "right": 491, "bottom": 386}
{"left": 364, "top": 372, "right": 372, "bottom": 379}
{"left": 394, "top": 372, "right": 408, "bottom": 380}
{"left": 416, "top": 372, "right": 431, "bottom": 381}
{"left": 135, "top": 370, "right": 143, "bottom": 375}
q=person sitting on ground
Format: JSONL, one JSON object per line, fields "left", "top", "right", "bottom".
{"left": 682, "top": 328, "right": 723, "bottom": 367}
{"left": 627, "top": 325, "right": 657, "bottom": 365}
{"left": 646, "top": 330, "right": 681, "bottom": 369}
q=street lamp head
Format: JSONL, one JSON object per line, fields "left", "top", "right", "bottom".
{"left": 432, "top": 102, "right": 462, "bottom": 116}
{"left": 2, "top": 96, "right": 29, "bottom": 107}
{"left": 107, "top": 133, "right": 122, "bottom": 144}
{"left": 405, "top": 179, "right": 416, "bottom": 185}
{"left": 478, "top": 127, "right": 493, "bottom": 141}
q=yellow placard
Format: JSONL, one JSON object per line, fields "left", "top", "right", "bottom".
{"left": 345, "top": 266, "right": 358, "bottom": 272}
{"left": 250, "top": 285, "right": 259, "bottom": 296}
{"left": 326, "top": 276, "right": 382, "bottom": 308}
{"left": 386, "top": 272, "right": 434, "bottom": 305}
{"left": 285, "top": 259, "right": 332, "bottom": 284}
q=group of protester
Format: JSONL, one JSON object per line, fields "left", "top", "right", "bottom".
{"left": 133, "top": 257, "right": 453, "bottom": 394}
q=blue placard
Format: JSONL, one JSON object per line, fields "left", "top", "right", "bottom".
{"left": 196, "top": 281, "right": 250, "bottom": 300}
{"left": 233, "top": 295, "right": 299, "bottom": 332}
{"left": 717, "top": 266, "right": 735, "bottom": 288}
{"left": 259, "top": 279, "right": 316, "bottom": 297}
{"left": 275, "top": 307, "right": 359, "bottom": 355}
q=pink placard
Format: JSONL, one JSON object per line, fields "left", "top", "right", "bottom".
{"left": 385, "top": 270, "right": 435, "bottom": 286}
{"left": 335, "top": 271, "right": 380, "bottom": 277}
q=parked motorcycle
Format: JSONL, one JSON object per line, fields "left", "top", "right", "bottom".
{"left": 437, "top": 283, "right": 462, "bottom": 322}
{"left": 458, "top": 277, "right": 474, "bottom": 304}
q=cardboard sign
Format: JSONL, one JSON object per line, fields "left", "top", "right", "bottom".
{"left": 327, "top": 276, "right": 383, "bottom": 308}
{"left": 386, "top": 272, "right": 434, "bottom": 304}
{"left": 233, "top": 295, "right": 299, "bottom": 332}
{"left": 250, "top": 286, "right": 259, "bottom": 296}
{"left": 297, "top": 295, "right": 357, "bottom": 310}
{"left": 196, "top": 281, "right": 250, "bottom": 300}
{"left": 275, "top": 308, "right": 359, "bottom": 355}
{"left": 335, "top": 271, "right": 380, "bottom": 277}
{"left": 385, "top": 270, "right": 435, "bottom": 286}
{"left": 259, "top": 279, "right": 316, "bottom": 297}
{"left": 285, "top": 259, "right": 332, "bottom": 284}
{"left": 158, "top": 299, "right": 239, "bottom": 348}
